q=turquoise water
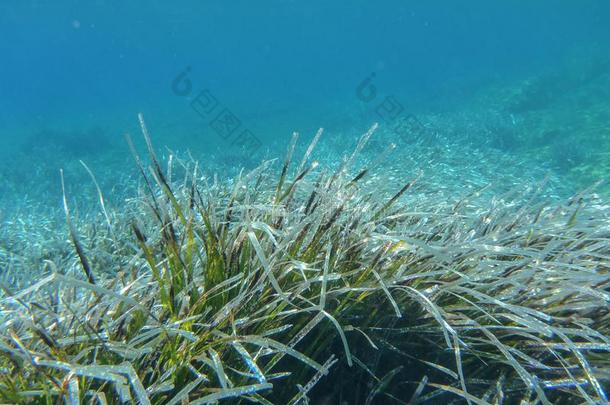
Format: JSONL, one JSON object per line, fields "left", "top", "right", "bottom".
{"left": 1, "top": 3, "right": 610, "bottom": 403}
{"left": 0, "top": 3, "right": 609, "bottom": 272}
{"left": 2, "top": 0, "right": 610, "bottom": 283}
{"left": 2, "top": 2, "right": 609, "bottom": 174}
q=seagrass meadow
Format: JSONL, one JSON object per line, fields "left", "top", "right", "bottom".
{"left": 0, "top": 114, "right": 607, "bottom": 404}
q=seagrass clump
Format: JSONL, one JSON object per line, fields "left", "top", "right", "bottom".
{"left": 0, "top": 116, "right": 608, "bottom": 404}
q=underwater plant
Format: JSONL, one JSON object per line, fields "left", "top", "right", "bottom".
{"left": 0, "top": 115, "right": 608, "bottom": 404}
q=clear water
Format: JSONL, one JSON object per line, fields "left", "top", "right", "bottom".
{"left": 1, "top": 3, "right": 610, "bottom": 403}
{"left": 0, "top": 3, "right": 609, "bottom": 255}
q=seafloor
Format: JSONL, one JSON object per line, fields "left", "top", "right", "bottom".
{"left": 0, "top": 63, "right": 608, "bottom": 403}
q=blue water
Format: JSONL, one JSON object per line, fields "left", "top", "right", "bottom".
{"left": 1, "top": 1, "right": 609, "bottom": 205}
{"left": 1, "top": 3, "right": 610, "bottom": 402}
